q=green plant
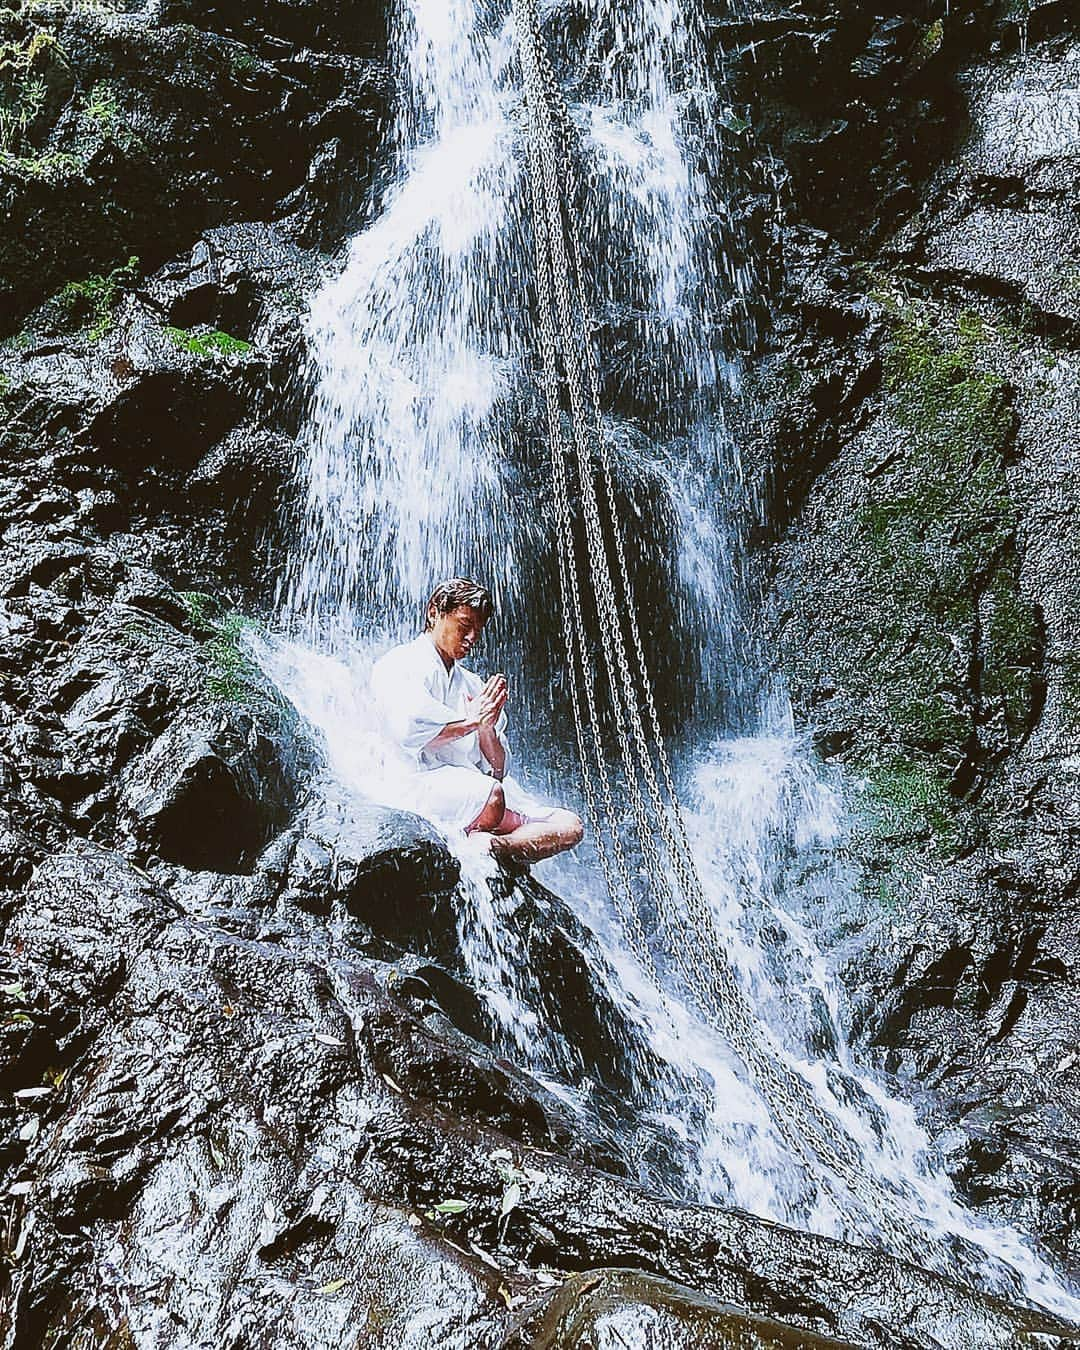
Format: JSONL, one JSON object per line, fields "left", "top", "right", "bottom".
{"left": 57, "top": 254, "right": 139, "bottom": 340}
{"left": 0, "top": 68, "right": 47, "bottom": 154}
{"left": 165, "top": 326, "right": 252, "bottom": 359}
{"left": 0, "top": 27, "right": 70, "bottom": 154}
{"left": 179, "top": 592, "right": 262, "bottom": 702}
{"left": 0, "top": 146, "right": 81, "bottom": 178}
{"left": 912, "top": 18, "right": 944, "bottom": 65}
{"left": 82, "top": 79, "right": 119, "bottom": 127}
{"left": 229, "top": 47, "right": 258, "bottom": 77}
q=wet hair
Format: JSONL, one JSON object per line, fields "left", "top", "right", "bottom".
{"left": 424, "top": 578, "right": 494, "bottom": 629}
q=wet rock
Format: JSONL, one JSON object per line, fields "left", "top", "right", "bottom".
{"left": 264, "top": 777, "right": 460, "bottom": 924}
{"left": 745, "top": 4, "right": 1080, "bottom": 1270}
{"left": 120, "top": 703, "right": 299, "bottom": 872}
{"left": 520, "top": 1269, "right": 857, "bottom": 1348}
{"left": 5, "top": 843, "right": 1076, "bottom": 1350}
{"left": 0, "top": 3, "right": 388, "bottom": 323}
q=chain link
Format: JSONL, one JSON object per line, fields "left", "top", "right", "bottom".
{"left": 511, "top": 0, "right": 934, "bottom": 1260}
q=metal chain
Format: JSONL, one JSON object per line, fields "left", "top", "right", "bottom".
{"left": 511, "top": 0, "right": 934, "bottom": 1261}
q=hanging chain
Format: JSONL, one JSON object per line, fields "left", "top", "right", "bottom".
{"left": 510, "top": 0, "right": 939, "bottom": 1261}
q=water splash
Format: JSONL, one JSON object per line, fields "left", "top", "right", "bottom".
{"left": 266, "top": 0, "right": 1080, "bottom": 1320}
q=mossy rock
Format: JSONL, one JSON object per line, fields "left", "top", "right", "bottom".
{"left": 780, "top": 298, "right": 1042, "bottom": 829}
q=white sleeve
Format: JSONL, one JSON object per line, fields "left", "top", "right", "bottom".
{"left": 371, "top": 655, "right": 459, "bottom": 759}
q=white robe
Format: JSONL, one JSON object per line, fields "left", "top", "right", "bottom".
{"left": 370, "top": 633, "right": 552, "bottom": 831}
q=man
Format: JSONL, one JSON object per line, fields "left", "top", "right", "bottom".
{"left": 370, "top": 578, "right": 583, "bottom": 863}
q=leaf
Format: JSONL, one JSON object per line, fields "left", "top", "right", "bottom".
{"left": 470, "top": 1241, "right": 499, "bottom": 1269}
{"left": 499, "top": 1182, "right": 521, "bottom": 1219}
{"left": 208, "top": 1142, "right": 226, "bottom": 1170}
{"left": 433, "top": 1199, "right": 469, "bottom": 1215}
{"left": 314, "top": 1033, "right": 344, "bottom": 1047}
{"left": 18, "top": 1118, "right": 39, "bottom": 1142}
{"left": 11, "top": 1212, "right": 34, "bottom": 1261}
{"left": 13, "top": 1087, "right": 51, "bottom": 1100}
{"left": 381, "top": 1073, "right": 403, "bottom": 1094}
{"left": 2, "top": 982, "right": 25, "bottom": 1000}
{"left": 717, "top": 105, "right": 751, "bottom": 135}
{"left": 8, "top": 1180, "right": 32, "bottom": 1196}
{"left": 315, "top": 1278, "right": 349, "bottom": 1295}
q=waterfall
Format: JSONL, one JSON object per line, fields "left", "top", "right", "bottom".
{"left": 265, "top": 0, "right": 1080, "bottom": 1320}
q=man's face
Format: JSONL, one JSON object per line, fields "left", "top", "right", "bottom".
{"left": 430, "top": 605, "right": 487, "bottom": 661}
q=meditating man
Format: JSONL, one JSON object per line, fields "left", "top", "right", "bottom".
{"left": 370, "top": 578, "right": 584, "bottom": 863}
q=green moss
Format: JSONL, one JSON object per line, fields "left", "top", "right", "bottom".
{"left": 179, "top": 592, "right": 263, "bottom": 703}
{"left": 0, "top": 146, "right": 81, "bottom": 177}
{"left": 82, "top": 79, "right": 119, "bottom": 127}
{"left": 165, "top": 326, "right": 252, "bottom": 359}
{"left": 229, "top": 47, "right": 258, "bottom": 78}
{"left": 784, "top": 298, "right": 1041, "bottom": 849}
{"left": 884, "top": 308, "right": 1015, "bottom": 464}
{"left": 861, "top": 757, "right": 962, "bottom": 858}
{"left": 57, "top": 254, "right": 139, "bottom": 340}
{"left": 912, "top": 18, "right": 945, "bottom": 65}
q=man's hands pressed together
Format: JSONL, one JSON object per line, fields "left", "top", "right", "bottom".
{"left": 420, "top": 673, "right": 508, "bottom": 779}
{"left": 473, "top": 673, "right": 507, "bottom": 726}
{"left": 472, "top": 674, "right": 507, "bottom": 780}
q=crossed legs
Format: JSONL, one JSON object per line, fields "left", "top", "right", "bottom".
{"left": 467, "top": 782, "right": 583, "bottom": 863}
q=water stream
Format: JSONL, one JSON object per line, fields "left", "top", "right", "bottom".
{"left": 266, "top": 0, "right": 1080, "bottom": 1320}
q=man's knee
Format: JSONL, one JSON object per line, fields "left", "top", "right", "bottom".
{"left": 556, "top": 810, "right": 584, "bottom": 848}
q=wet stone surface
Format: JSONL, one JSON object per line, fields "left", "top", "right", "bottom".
{"left": 0, "top": 0, "right": 1078, "bottom": 1342}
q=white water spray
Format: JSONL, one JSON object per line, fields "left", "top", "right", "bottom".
{"left": 267, "top": 0, "right": 1080, "bottom": 1319}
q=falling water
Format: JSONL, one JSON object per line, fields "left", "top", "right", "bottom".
{"left": 268, "top": 0, "right": 1080, "bottom": 1320}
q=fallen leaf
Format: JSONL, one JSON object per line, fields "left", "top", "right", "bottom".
{"left": 434, "top": 1199, "right": 469, "bottom": 1215}
{"left": 1, "top": 982, "right": 25, "bottom": 1000}
{"left": 314, "top": 1033, "right": 344, "bottom": 1047}
{"left": 18, "top": 1118, "right": 39, "bottom": 1143}
{"left": 8, "top": 1180, "right": 32, "bottom": 1196}
{"left": 315, "top": 1278, "right": 349, "bottom": 1295}
{"left": 11, "top": 1212, "right": 34, "bottom": 1261}
{"left": 13, "top": 1087, "right": 51, "bottom": 1100}
{"left": 499, "top": 1182, "right": 521, "bottom": 1219}
{"left": 381, "top": 1073, "right": 403, "bottom": 1094}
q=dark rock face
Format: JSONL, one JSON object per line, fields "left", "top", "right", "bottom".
{"left": 0, "top": 0, "right": 1078, "bottom": 1342}
{"left": 4, "top": 841, "right": 1077, "bottom": 1350}
{"left": 727, "top": 0, "right": 1080, "bottom": 1272}
{"left": 0, "top": 1, "right": 388, "bottom": 323}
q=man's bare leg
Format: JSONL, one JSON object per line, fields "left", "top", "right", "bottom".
{"left": 489, "top": 808, "right": 583, "bottom": 864}
{"left": 466, "top": 782, "right": 506, "bottom": 834}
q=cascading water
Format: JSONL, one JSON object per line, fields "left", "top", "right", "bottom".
{"left": 265, "top": 0, "right": 1080, "bottom": 1322}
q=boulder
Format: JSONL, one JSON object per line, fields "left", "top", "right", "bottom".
{"left": 121, "top": 703, "right": 300, "bottom": 871}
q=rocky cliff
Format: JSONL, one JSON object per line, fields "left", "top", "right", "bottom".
{"left": 724, "top": 0, "right": 1080, "bottom": 1276}
{"left": 0, "top": 0, "right": 1078, "bottom": 1345}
